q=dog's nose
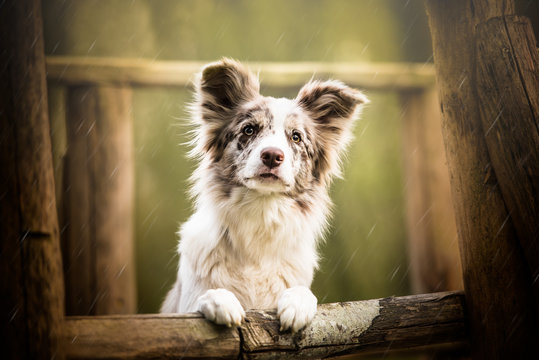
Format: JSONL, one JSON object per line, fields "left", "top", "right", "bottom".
{"left": 261, "top": 147, "right": 284, "bottom": 168}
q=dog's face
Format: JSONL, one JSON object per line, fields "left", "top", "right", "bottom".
{"left": 191, "top": 59, "right": 368, "bottom": 196}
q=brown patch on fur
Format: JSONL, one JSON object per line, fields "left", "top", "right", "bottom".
{"left": 296, "top": 80, "right": 368, "bottom": 184}
{"left": 200, "top": 58, "right": 260, "bottom": 110}
{"left": 196, "top": 58, "right": 261, "bottom": 162}
{"left": 295, "top": 199, "right": 310, "bottom": 214}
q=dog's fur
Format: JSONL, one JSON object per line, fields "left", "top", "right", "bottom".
{"left": 161, "top": 59, "right": 368, "bottom": 332}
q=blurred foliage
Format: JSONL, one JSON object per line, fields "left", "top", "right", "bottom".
{"left": 43, "top": 0, "right": 434, "bottom": 314}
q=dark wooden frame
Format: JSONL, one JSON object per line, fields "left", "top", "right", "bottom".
{"left": 1, "top": 0, "right": 537, "bottom": 359}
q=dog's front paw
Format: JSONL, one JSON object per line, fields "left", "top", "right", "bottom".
{"left": 197, "top": 289, "right": 245, "bottom": 327}
{"left": 277, "top": 286, "right": 317, "bottom": 333}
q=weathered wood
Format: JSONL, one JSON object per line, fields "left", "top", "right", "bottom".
{"left": 475, "top": 14, "right": 539, "bottom": 307}
{"left": 45, "top": 56, "right": 435, "bottom": 91}
{"left": 62, "top": 85, "right": 136, "bottom": 315}
{"left": 63, "top": 291, "right": 466, "bottom": 359}
{"left": 65, "top": 313, "right": 240, "bottom": 359}
{"left": 400, "top": 88, "right": 462, "bottom": 294}
{"left": 241, "top": 291, "right": 466, "bottom": 359}
{"left": 0, "top": 0, "right": 65, "bottom": 359}
{"left": 425, "top": 0, "right": 539, "bottom": 358}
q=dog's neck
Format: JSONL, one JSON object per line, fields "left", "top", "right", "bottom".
{"left": 192, "top": 170, "right": 331, "bottom": 263}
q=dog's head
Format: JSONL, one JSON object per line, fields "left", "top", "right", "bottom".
{"left": 190, "top": 58, "right": 368, "bottom": 196}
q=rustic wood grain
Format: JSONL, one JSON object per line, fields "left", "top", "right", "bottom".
{"left": 425, "top": 0, "right": 539, "bottom": 358}
{"left": 62, "top": 85, "right": 136, "bottom": 315}
{"left": 475, "top": 14, "right": 539, "bottom": 313}
{"left": 241, "top": 291, "right": 466, "bottom": 359}
{"left": 46, "top": 56, "right": 435, "bottom": 91}
{"left": 400, "top": 88, "right": 462, "bottom": 294}
{"left": 65, "top": 313, "right": 240, "bottom": 359}
{"left": 0, "top": 0, "right": 65, "bottom": 359}
{"left": 63, "top": 292, "right": 466, "bottom": 359}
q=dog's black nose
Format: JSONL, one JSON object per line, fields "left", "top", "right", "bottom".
{"left": 261, "top": 147, "right": 284, "bottom": 168}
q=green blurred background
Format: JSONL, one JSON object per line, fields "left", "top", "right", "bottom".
{"left": 42, "top": 0, "right": 537, "bottom": 315}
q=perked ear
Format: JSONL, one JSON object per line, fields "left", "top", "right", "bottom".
{"left": 296, "top": 80, "right": 368, "bottom": 181}
{"left": 297, "top": 79, "right": 368, "bottom": 125}
{"left": 198, "top": 58, "right": 260, "bottom": 117}
{"left": 192, "top": 58, "right": 260, "bottom": 160}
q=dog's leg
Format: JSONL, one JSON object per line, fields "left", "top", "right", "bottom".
{"left": 196, "top": 288, "right": 245, "bottom": 327}
{"left": 160, "top": 278, "right": 182, "bottom": 313}
{"left": 277, "top": 286, "right": 318, "bottom": 333}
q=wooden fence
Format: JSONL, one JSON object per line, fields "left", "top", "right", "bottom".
{"left": 2, "top": 0, "right": 538, "bottom": 359}
{"left": 46, "top": 55, "right": 462, "bottom": 318}
{"left": 64, "top": 291, "right": 466, "bottom": 359}
{"left": 40, "top": 54, "right": 465, "bottom": 358}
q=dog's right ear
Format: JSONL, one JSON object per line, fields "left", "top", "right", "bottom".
{"left": 192, "top": 59, "right": 259, "bottom": 161}
{"left": 198, "top": 58, "right": 260, "bottom": 118}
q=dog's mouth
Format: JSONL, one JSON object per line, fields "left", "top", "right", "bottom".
{"left": 259, "top": 173, "right": 280, "bottom": 180}
{"left": 243, "top": 171, "right": 291, "bottom": 192}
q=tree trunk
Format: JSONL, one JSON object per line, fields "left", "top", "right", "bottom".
{"left": 62, "top": 85, "right": 136, "bottom": 315}
{"left": 0, "top": 1, "right": 65, "bottom": 359}
{"left": 424, "top": 0, "right": 539, "bottom": 358}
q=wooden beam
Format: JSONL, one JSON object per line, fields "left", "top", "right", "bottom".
{"left": 0, "top": 0, "right": 65, "bottom": 359}
{"left": 65, "top": 313, "right": 240, "bottom": 359}
{"left": 64, "top": 291, "right": 467, "bottom": 359}
{"left": 475, "top": 14, "right": 539, "bottom": 312}
{"left": 424, "top": 0, "right": 539, "bottom": 358}
{"left": 400, "top": 88, "right": 463, "bottom": 295}
{"left": 62, "top": 85, "right": 136, "bottom": 315}
{"left": 45, "top": 56, "right": 435, "bottom": 91}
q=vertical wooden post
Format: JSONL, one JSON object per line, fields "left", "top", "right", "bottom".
{"left": 62, "top": 85, "right": 136, "bottom": 315}
{"left": 0, "top": 0, "right": 65, "bottom": 359}
{"left": 425, "top": 0, "right": 539, "bottom": 358}
{"left": 400, "top": 88, "right": 463, "bottom": 294}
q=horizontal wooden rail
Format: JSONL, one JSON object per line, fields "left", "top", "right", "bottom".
{"left": 64, "top": 291, "right": 467, "bottom": 359}
{"left": 46, "top": 56, "right": 435, "bottom": 91}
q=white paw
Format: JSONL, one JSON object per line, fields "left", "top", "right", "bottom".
{"left": 196, "top": 289, "right": 245, "bottom": 327}
{"left": 277, "top": 286, "right": 317, "bottom": 333}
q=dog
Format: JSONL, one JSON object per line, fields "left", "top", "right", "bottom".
{"left": 161, "top": 58, "right": 368, "bottom": 332}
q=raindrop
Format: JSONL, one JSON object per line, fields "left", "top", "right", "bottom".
{"left": 457, "top": 74, "right": 467, "bottom": 90}
{"left": 366, "top": 223, "right": 377, "bottom": 238}
{"left": 342, "top": 247, "right": 360, "bottom": 272}
{"left": 87, "top": 39, "right": 97, "bottom": 54}
{"left": 115, "top": 264, "right": 127, "bottom": 279}
{"left": 275, "top": 32, "right": 285, "bottom": 46}
{"left": 493, "top": 213, "right": 511, "bottom": 239}
{"left": 485, "top": 108, "right": 503, "bottom": 136}
{"left": 389, "top": 265, "right": 400, "bottom": 281}
{"left": 9, "top": 307, "right": 18, "bottom": 322}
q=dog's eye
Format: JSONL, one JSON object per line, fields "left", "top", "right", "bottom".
{"left": 242, "top": 125, "right": 255, "bottom": 136}
{"left": 291, "top": 131, "right": 302, "bottom": 143}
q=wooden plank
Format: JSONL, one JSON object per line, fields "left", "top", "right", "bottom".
{"left": 65, "top": 313, "right": 240, "bottom": 359}
{"left": 62, "top": 85, "right": 136, "bottom": 315}
{"left": 64, "top": 292, "right": 466, "bottom": 359}
{"left": 45, "top": 56, "right": 435, "bottom": 91}
{"left": 0, "top": 0, "right": 65, "bottom": 359}
{"left": 424, "top": 0, "right": 539, "bottom": 358}
{"left": 400, "top": 88, "right": 462, "bottom": 294}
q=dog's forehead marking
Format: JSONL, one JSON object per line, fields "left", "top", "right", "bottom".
{"left": 266, "top": 97, "right": 300, "bottom": 130}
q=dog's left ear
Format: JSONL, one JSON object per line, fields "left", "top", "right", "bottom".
{"left": 296, "top": 80, "right": 368, "bottom": 180}
{"left": 297, "top": 80, "right": 368, "bottom": 129}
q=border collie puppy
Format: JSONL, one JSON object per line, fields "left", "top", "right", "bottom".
{"left": 161, "top": 58, "right": 368, "bottom": 332}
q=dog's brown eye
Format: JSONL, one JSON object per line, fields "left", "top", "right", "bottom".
{"left": 291, "top": 131, "right": 302, "bottom": 143}
{"left": 243, "top": 125, "right": 255, "bottom": 136}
